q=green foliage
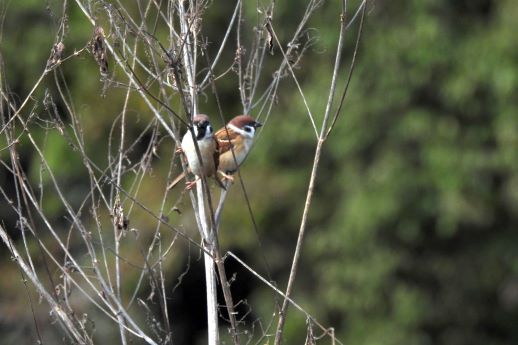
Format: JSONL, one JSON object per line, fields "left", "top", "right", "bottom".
{"left": 298, "top": 1, "right": 518, "bottom": 344}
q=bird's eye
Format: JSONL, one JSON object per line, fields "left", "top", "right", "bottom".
{"left": 244, "top": 126, "right": 252, "bottom": 133}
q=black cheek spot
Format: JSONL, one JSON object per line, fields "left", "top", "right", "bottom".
{"left": 196, "top": 127, "right": 206, "bottom": 140}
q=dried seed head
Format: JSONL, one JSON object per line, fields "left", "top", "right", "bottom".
{"left": 91, "top": 26, "right": 109, "bottom": 77}
{"left": 46, "top": 42, "right": 65, "bottom": 69}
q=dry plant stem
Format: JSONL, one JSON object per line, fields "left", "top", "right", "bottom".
{"left": 2, "top": 69, "right": 165, "bottom": 344}
{"left": 273, "top": 139, "right": 324, "bottom": 345}
{"left": 112, "top": 177, "right": 211, "bottom": 252}
{"left": 176, "top": 1, "right": 220, "bottom": 344}
{"left": 0, "top": 192, "right": 157, "bottom": 341}
{"left": 199, "top": 0, "right": 241, "bottom": 89}
{"left": 4, "top": 5, "right": 229, "bottom": 343}
{"left": 215, "top": 181, "right": 231, "bottom": 226}
{"left": 202, "top": 49, "right": 243, "bottom": 344}
{"left": 226, "top": 252, "right": 344, "bottom": 345}
{"left": 127, "top": 157, "right": 177, "bottom": 311}
{"left": 10, "top": 146, "right": 59, "bottom": 298}
{"left": 67, "top": 8, "right": 194, "bottom": 341}
{"left": 237, "top": 0, "right": 246, "bottom": 108}
{"left": 185, "top": 134, "right": 238, "bottom": 345}
{"left": 66, "top": 103, "right": 157, "bottom": 302}
{"left": 111, "top": 0, "right": 163, "bottom": 336}
{"left": 244, "top": 29, "right": 268, "bottom": 114}
{"left": 73, "top": 0, "right": 180, "bottom": 142}
{"left": 2, "top": 120, "right": 45, "bottom": 345}
{"left": 111, "top": 24, "right": 142, "bottom": 345}
{"left": 325, "top": 0, "right": 366, "bottom": 139}
{"left": 53, "top": 70, "right": 116, "bottom": 322}
{"left": 251, "top": 0, "right": 322, "bottom": 128}
{"left": 1, "top": 0, "right": 355, "bottom": 344}
{"left": 176, "top": 2, "right": 241, "bottom": 343}
{"left": 274, "top": 1, "right": 355, "bottom": 344}
{"left": 27, "top": 144, "right": 158, "bottom": 343}
{"left": 197, "top": 183, "right": 220, "bottom": 345}
{"left": 55, "top": 65, "right": 126, "bottom": 326}
{"left": 200, "top": 180, "right": 241, "bottom": 345}
{"left": 53, "top": 71, "right": 117, "bottom": 287}
{"left": 265, "top": 21, "right": 318, "bottom": 137}
{"left": 0, "top": 226, "right": 91, "bottom": 345}
{"left": 0, "top": 71, "right": 46, "bottom": 136}
{"left": 8, "top": 140, "right": 37, "bottom": 273}
{"left": 2, "top": 96, "right": 158, "bottom": 345}
{"left": 210, "top": 185, "right": 241, "bottom": 345}
{"left": 17, "top": 259, "right": 44, "bottom": 344}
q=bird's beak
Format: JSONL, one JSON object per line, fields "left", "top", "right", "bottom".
{"left": 254, "top": 121, "right": 263, "bottom": 128}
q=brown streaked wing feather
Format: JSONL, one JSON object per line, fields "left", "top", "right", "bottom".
{"left": 212, "top": 136, "right": 227, "bottom": 189}
{"left": 215, "top": 127, "right": 240, "bottom": 155}
{"left": 212, "top": 136, "right": 220, "bottom": 171}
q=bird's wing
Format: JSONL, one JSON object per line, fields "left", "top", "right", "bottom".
{"left": 213, "top": 136, "right": 220, "bottom": 171}
{"left": 215, "top": 127, "right": 239, "bottom": 155}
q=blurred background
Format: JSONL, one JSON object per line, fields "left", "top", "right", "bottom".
{"left": 2, "top": 0, "right": 518, "bottom": 344}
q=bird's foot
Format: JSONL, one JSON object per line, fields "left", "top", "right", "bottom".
{"left": 218, "top": 171, "right": 234, "bottom": 183}
{"left": 185, "top": 177, "right": 200, "bottom": 190}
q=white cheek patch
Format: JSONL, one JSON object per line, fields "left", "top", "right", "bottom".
{"left": 204, "top": 125, "right": 213, "bottom": 139}
{"left": 228, "top": 123, "right": 255, "bottom": 139}
{"left": 192, "top": 124, "right": 213, "bottom": 141}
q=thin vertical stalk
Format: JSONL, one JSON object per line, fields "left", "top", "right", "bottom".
{"left": 177, "top": 1, "right": 219, "bottom": 344}
{"left": 274, "top": 1, "right": 363, "bottom": 344}
{"left": 198, "top": 182, "right": 220, "bottom": 345}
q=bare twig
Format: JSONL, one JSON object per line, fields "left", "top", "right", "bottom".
{"left": 325, "top": 0, "right": 366, "bottom": 139}
{"left": 226, "top": 251, "right": 344, "bottom": 345}
{"left": 274, "top": 1, "right": 364, "bottom": 344}
{"left": 0, "top": 0, "right": 361, "bottom": 344}
{"left": 0, "top": 226, "right": 91, "bottom": 345}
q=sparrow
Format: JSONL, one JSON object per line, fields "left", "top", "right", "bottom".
{"left": 168, "top": 114, "right": 224, "bottom": 190}
{"left": 215, "top": 115, "right": 262, "bottom": 181}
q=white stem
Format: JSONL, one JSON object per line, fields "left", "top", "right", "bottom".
{"left": 178, "top": 0, "right": 219, "bottom": 343}
{"left": 204, "top": 249, "right": 219, "bottom": 345}
{"left": 196, "top": 181, "right": 219, "bottom": 345}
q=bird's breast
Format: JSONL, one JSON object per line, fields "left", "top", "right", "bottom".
{"left": 219, "top": 137, "right": 252, "bottom": 173}
{"left": 181, "top": 135, "right": 217, "bottom": 176}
